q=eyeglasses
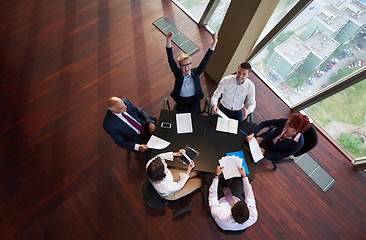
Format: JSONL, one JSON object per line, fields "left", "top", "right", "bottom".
{"left": 180, "top": 63, "right": 191, "bottom": 68}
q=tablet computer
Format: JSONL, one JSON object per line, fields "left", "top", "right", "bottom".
{"left": 179, "top": 146, "right": 199, "bottom": 165}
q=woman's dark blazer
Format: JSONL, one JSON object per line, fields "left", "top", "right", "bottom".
{"left": 166, "top": 47, "right": 214, "bottom": 103}
{"left": 252, "top": 118, "right": 304, "bottom": 160}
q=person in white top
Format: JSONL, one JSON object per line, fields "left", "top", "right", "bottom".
{"left": 146, "top": 151, "right": 202, "bottom": 200}
{"left": 209, "top": 166, "right": 258, "bottom": 231}
{"left": 211, "top": 62, "right": 256, "bottom": 121}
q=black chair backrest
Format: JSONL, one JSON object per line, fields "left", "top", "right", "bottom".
{"left": 141, "top": 178, "right": 166, "bottom": 211}
{"left": 294, "top": 125, "right": 318, "bottom": 157}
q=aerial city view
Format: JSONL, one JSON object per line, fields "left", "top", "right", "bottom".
{"left": 251, "top": 0, "right": 366, "bottom": 158}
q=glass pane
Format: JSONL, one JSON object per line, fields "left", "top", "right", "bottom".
{"left": 173, "top": 0, "right": 210, "bottom": 22}
{"left": 305, "top": 79, "right": 366, "bottom": 159}
{"left": 250, "top": 0, "right": 366, "bottom": 106}
{"left": 256, "top": 0, "right": 299, "bottom": 45}
{"left": 206, "top": 0, "right": 231, "bottom": 33}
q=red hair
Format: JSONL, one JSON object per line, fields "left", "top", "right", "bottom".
{"left": 289, "top": 113, "right": 310, "bottom": 133}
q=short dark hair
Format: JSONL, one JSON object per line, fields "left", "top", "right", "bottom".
{"left": 146, "top": 157, "right": 166, "bottom": 182}
{"left": 231, "top": 201, "right": 249, "bottom": 224}
{"left": 239, "top": 62, "right": 252, "bottom": 73}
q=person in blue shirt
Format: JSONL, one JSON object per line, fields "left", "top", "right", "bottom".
{"left": 165, "top": 31, "right": 218, "bottom": 114}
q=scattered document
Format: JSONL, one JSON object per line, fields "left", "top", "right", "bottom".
{"left": 248, "top": 138, "right": 264, "bottom": 163}
{"left": 218, "top": 156, "right": 242, "bottom": 180}
{"left": 216, "top": 117, "right": 238, "bottom": 134}
{"left": 146, "top": 135, "right": 170, "bottom": 150}
{"left": 226, "top": 151, "right": 249, "bottom": 174}
{"left": 176, "top": 113, "right": 193, "bottom": 134}
{"left": 217, "top": 109, "right": 229, "bottom": 119}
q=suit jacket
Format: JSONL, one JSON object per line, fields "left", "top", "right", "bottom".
{"left": 102, "top": 98, "right": 153, "bottom": 151}
{"left": 166, "top": 47, "right": 214, "bottom": 103}
{"left": 252, "top": 118, "right": 304, "bottom": 160}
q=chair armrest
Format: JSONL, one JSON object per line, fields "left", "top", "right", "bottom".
{"left": 163, "top": 98, "right": 171, "bottom": 110}
{"left": 201, "top": 98, "right": 212, "bottom": 115}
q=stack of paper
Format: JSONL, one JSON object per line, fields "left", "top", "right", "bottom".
{"left": 218, "top": 156, "right": 243, "bottom": 180}
{"left": 226, "top": 151, "right": 249, "bottom": 174}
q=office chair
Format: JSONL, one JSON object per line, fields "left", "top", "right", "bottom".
{"left": 213, "top": 221, "right": 247, "bottom": 235}
{"left": 201, "top": 98, "right": 212, "bottom": 115}
{"left": 141, "top": 178, "right": 193, "bottom": 216}
{"left": 163, "top": 97, "right": 214, "bottom": 116}
{"left": 163, "top": 98, "right": 172, "bottom": 110}
{"left": 268, "top": 125, "right": 318, "bottom": 171}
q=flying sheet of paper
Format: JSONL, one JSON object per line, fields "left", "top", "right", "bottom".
{"left": 218, "top": 156, "right": 243, "bottom": 180}
{"left": 146, "top": 135, "right": 170, "bottom": 150}
{"left": 176, "top": 113, "right": 193, "bottom": 134}
{"left": 249, "top": 138, "right": 264, "bottom": 163}
{"left": 217, "top": 109, "right": 229, "bottom": 119}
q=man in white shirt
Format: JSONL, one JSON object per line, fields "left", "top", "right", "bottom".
{"left": 211, "top": 62, "right": 256, "bottom": 121}
{"left": 209, "top": 166, "right": 258, "bottom": 231}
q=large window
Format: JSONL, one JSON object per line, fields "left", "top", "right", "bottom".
{"left": 305, "top": 79, "right": 366, "bottom": 160}
{"left": 250, "top": 0, "right": 366, "bottom": 161}
{"left": 173, "top": 0, "right": 366, "bottom": 162}
{"left": 173, "top": 0, "right": 301, "bottom": 34}
{"left": 206, "top": 0, "right": 231, "bottom": 33}
{"left": 256, "top": 0, "right": 299, "bottom": 45}
{"left": 173, "top": 0, "right": 210, "bottom": 22}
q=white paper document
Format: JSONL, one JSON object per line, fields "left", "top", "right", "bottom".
{"left": 218, "top": 156, "right": 243, "bottom": 180}
{"left": 216, "top": 117, "right": 238, "bottom": 134}
{"left": 248, "top": 138, "right": 264, "bottom": 163}
{"left": 146, "top": 135, "right": 170, "bottom": 150}
{"left": 176, "top": 113, "right": 193, "bottom": 134}
{"left": 217, "top": 109, "right": 229, "bottom": 119}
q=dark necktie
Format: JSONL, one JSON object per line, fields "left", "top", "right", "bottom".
{"left": 223, "top": 187, "right": 235, "bottom": 206}
{"left": 122, "top": 113, "right": 147, "bottom": 135}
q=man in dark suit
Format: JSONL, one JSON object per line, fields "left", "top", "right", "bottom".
{"left": 102, "top": 97, "right": 156, "bottom": 152}
{"left": 165, "top": 31, "right": 218, "bottom": 114}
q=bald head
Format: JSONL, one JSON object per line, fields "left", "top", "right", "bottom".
{"left": 108, "top": 97, "right": 126, "bottom": 114}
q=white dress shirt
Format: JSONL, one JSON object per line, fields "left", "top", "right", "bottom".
{"left": 146, "top": 152, "right": 189, "bottom": 197}
{"left": 180, "top": 73, "right": 196, "bottom": 97}
{"left": 211, "top": 75, "right": 256, "bottom": 113}
{"left": 209, "top": 177, "right": 258, "bottom": 231}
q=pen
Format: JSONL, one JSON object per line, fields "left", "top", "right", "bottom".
{"left": 243, "top": 145, "right": 250, "bottom": 152}
{"left": 204, "top": 127, "right": 207, "bottom": 136}
{"left": 239, "top": 130, "right": 248, "bottom": 136}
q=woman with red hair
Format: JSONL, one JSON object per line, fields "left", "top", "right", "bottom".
{"left": 246, "top": 113, "right": 311, "bottom": 160}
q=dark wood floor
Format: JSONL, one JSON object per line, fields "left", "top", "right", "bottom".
{"left": 1, "top": 0, "right": 365, "bottom": 239}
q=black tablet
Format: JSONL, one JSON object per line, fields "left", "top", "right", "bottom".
{"left": 180, "top": 146, "right": 199, "bottom": 165}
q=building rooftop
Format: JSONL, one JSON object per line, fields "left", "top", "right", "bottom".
{"left": 305, "top": 32, "right": 340, "bottom": 59}
{"left": 276, "top": 35, "right": 311, "bottom": 65}
{"left": 314, "top": 1, "right": 365, "bottom": 33}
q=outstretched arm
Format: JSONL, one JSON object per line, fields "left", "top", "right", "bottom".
{"left": 210, "top": 33, "right": 218, "bottom": 49}
{"left": 166, "top": 31, "right": 173, "bottom": 47}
